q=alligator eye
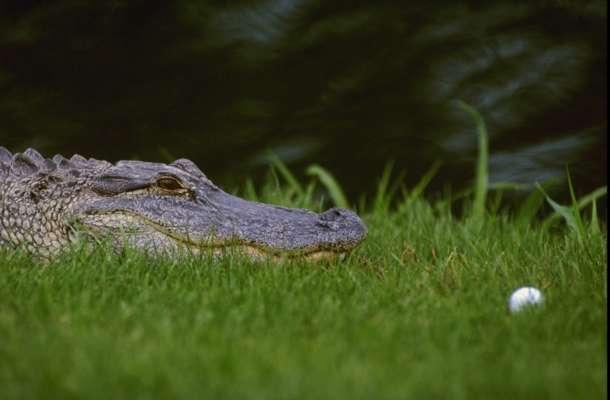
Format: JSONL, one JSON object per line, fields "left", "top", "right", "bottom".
{"left": 156, "top": 177, "right": 183, "bottom": 191}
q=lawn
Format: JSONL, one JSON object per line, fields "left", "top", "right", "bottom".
{"left": 0, "top": 105, "right": 607, "bottom": 399}
{"left": 0, "top": 169, "right": 606, "bottom": 400}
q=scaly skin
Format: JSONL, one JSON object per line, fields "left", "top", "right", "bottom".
{"left": 0, "top": 148, "right": 367, "bottom": 261}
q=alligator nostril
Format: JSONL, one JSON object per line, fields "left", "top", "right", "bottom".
{"left": 320, "top": 207, "right": 351, "bottom": 223}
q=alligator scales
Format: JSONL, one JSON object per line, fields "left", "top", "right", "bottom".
{"left": 0, "top": 148, "right": 366, "bottom": 261}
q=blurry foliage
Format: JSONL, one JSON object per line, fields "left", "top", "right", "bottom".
{"left": 0, "top": 0, "right": 606, "bottom": 205}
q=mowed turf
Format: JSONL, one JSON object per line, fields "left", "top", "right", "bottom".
{"left": 0, "top": 188, "right": 605, "bottom": 400}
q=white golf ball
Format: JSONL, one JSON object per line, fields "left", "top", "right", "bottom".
{"left": 508, "top": 286, "right": 544, "bottom": 313}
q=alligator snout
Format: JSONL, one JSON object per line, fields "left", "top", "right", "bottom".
{"left": 312, "top": 207, "right": 367, "bottom": 250}
{"left": 320, "top": 207, "right": 353, "bottom": 220}
{"left": 317, "top": 207, "right": 364, "bottom": 230}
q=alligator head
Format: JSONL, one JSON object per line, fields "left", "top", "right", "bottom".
{"left": 0, "top": 148, "right": 367, "bottom": 261}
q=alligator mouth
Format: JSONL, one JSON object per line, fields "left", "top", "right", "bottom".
{"left": 182, "top": 243, "right": 348, "bottom": 262}
{"left": 165, "top": 229, "right": 353, "bottom": 262}
{"left": 78, "top": 211, "right": 357, "bottom": 261}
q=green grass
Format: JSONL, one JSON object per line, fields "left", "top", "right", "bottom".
{"left": 0, "top": 185, "right": 606, "bottom": 400}
{"left": 0, "top": 106, "right": 606, "bottom": 399}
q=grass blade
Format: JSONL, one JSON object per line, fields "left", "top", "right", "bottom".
{"left": 373, "top": 162, "right": 395, "bottom": 212}
{"left": 565, "top": 167, "right": 586, "bottom": 239}
{"left": 488, "top": 182, "right": 530, "bottom": 191}
{"left": 306, "top": 164, "right": 348, "bottom": 208}
{"left": 303, "top": 181, "right": 317, "bottom": 210}
{"left": 456, "top": 100, "right": 488, "bottom": 220}
{"left": 542, "top": 186, "right": 607, "bottom": 229}
{"left": 516, "top": 179, "right": 558, "bottom": 223}
{"left": 158, "top": 146, "right": 176, "bottom": 163}
{"left": 590, "top": 199, "right": 600, "bottom": 236}
{"left": 267, "top": 152, "right": 304, "bottom": 197}
{"left": 407, "top": 160, "right": 442, "bottom": 203}
{"left": 243, "top": 178, "right": 258, "bottom": 201}
{"left": 537, "top": 183, "right": 583, "bottom": 240}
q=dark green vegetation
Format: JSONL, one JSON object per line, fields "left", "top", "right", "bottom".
{"left": 0, "top": 156, "right": 606, "bottom": 399}
{"left": 1, "top": 1, "right": 606, "bottom": 200}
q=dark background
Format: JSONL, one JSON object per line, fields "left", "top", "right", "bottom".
{"left": 0, "top": 1, "right": 606, "bottom": 206}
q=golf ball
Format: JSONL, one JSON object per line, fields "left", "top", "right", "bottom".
{"left": 508, "top": 286, "right": 543, "bottom": 313}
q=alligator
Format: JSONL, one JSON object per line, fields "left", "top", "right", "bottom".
{"left": 0, "top": 147, "right": 366, "bottom": 261}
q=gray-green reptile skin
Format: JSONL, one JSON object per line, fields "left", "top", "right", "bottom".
{"left": 0, "top": 148, "right": 366, "bottom": 261}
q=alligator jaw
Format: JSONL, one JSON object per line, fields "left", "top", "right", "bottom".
{"left": 180, "top": 242, "right": 349, "bottom": 262}
{"left": 77, "top": 206, "right": 366, "bottom": 261}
